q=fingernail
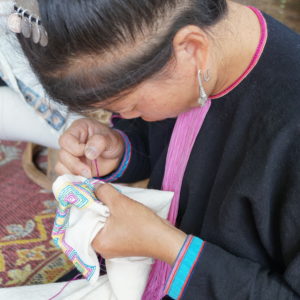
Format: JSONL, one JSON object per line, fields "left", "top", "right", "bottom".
{"left": 103, "top": 209, "right": 110, "bottom": 217}
{"left": 81, "top": 170, "right": 90, "bottom": 178}
{"left": 85, "top": 147, "right": 97, "bottom": 159}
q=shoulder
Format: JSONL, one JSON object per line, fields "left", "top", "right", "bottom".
{"left": 263, "top": 13, "right": 300, "bottom": 58}
{"left": 239, "top": 14, "right": 300, "bottom": 135}
{"left": 260, "top": 13, "right": 300, "bottom": 84}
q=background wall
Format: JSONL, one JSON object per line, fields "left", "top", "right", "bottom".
{"left": 235, "top": 0, "right": 300, "bottom": 33}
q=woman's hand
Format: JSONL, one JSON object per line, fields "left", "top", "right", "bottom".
{"left": 92, "top": 184, "right": 187, "bottom": 265}
{"left": 56, "top": 118, "right": 125, "bottom": 178}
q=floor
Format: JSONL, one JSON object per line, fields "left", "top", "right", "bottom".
{"left": 236, "top": 0, "right": 300, "bottom": 33}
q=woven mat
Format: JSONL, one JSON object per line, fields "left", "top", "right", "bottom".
{"left": 0, "top": 141, "right": 74, "bottom": 287}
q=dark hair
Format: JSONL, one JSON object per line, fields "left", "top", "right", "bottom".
{"left": 19, "top": 0, "right": 227, "bottom": 112}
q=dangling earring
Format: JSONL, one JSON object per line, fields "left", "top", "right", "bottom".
{"left": 203, "top": 69, "right": 211, "bottom": 82}
{"left": 197, "top": 70, "right": 208, "bottom": 106}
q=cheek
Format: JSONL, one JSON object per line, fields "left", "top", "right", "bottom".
{"left": 136, "top": 78, "right": 195, "bottom": 116}
{"left": 136, "top": 90, "right": 159, "bottom": 110}
{"left": 143, "top": 97, "right": 182, "bottom": 119}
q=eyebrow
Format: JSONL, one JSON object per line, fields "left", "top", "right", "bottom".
{"left": 94, "top": 100, "right": 119, "bottom": 113}
{"left": 101, "top": 101, "right": 124, "bottom": 113}
{"left": 96, "top": 93, "right": 128, "bottom": 112}
{"left": 94, "top": 85, "right": 138, "bottom": 113}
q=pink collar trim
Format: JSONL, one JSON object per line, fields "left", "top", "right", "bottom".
{"left": 210, "top": 7, "right": 268, "bottom": 100}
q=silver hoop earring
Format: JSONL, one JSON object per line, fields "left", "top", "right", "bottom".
{"left": 203, "top": 69, "right": 211, "bottom": 82}
{"left": 197, "top": 70, "right": 208, "bottom": 106}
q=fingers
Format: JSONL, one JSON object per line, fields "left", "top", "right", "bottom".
{"left": 59, "top": 132, "right": 86, "bottom": 157}
{"left": 59, "top": 118, "right": 115, "bottom": 157}
{"left": 85, "top": 135, "right": 107, "bottom": 160}
{"left": 57, "top": 119, "right": 124, "bottom": 178}
{"left": 57, "top": 149, "right": 92, "bottom": 177}
{"left": 55, "top": 161, "right": 72, "bottom": 176}
{"left": 85, "top": 133, "right": 124, "bottom": 160}
{"left": 95, "top": 184, "right": 123, "bottom": 208}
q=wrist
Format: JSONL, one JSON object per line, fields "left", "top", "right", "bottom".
{"left": 164, "top": 235, "right": 205, "bottom": 299}
{"left": 155, "top": 222, "right": 187, "bottom": 265}
{"left": 97, "top": 129, "right": 131, "bottom": 182}
{"left": 112, "top": 129, "right": 125, "bottom": 158}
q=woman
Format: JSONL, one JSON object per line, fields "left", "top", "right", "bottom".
{"left": 15, "top": 0, "right": 300, "bottom": 299}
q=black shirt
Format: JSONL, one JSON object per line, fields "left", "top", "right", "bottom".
{"left": 114, "top": 13, "right": 300, "bottom": 299}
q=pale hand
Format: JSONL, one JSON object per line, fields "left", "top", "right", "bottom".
{"left": 92, "top": 184, "right": 187, "bottom": 265}
{"left": 56, "top": 118, "right": 125, "bottom": 178}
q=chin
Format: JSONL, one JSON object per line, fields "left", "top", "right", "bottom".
{"left": 140, "top": 116, "right": 155, "bottom": 122}
{"left": 142, "top": 117, "right": 160, "bottom": 122}
{"left": 141, "top": 114, "right": 178, "bottom": 122}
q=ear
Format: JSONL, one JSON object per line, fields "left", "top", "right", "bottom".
{"left": 172, "top": 25, "right": 210, "bottom": 71}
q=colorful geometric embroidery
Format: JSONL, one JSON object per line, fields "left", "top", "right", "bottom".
{"left": 52, "top": 179, "right": 100, "bottom": 281}
{"left": 16, "top": 79, "right": 66, "bottom": 131}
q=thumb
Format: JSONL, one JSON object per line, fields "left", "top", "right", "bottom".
{"left": 85, "top": 135, "right": 107, "bottom": 160}
{"left": 95, "top": 183, "right": 121, "bottom": 209}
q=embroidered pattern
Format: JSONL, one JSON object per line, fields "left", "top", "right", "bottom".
{"left": 52, "top": 180, "right": 99, "bottom": 280}
{"left": 17, "top": 79, "right": 66, "bottom": 131}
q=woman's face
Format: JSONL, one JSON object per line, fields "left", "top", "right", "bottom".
{"left": 99, "top": 52, "right": 200, "bottom": 122}
{"left": 92, "top": 24, "right": 213, "bottom": 121}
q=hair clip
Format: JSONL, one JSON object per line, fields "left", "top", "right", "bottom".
{"left": 39, "top": 20, "right": 48, "bottom": 47}
{"left": 7, "top": 6, "right": 22, "bottom": 33}
{"left": 30, "top": 15, "right": 40, "bottom": 44}
{"left": 21, "top": 9, "right": 31, "bottom": 38}
{"left": 7, "top": 3, "right": 48, "bottom": 47}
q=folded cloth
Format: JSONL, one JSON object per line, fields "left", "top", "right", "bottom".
{"left": 52, "top": 175, "right": 173, "bottom": 300}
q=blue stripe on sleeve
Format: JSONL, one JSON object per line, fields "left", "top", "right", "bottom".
{"left": 168, "top": 237, "right": 204, "bottom": 299}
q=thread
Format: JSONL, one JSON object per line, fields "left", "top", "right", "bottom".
{"left": 94, "top": 159, "right": 100, "bottom": 177}
{"left": 48, "top": 258, "right": 106, "bottom": 300}
{"left": 142, "top": 103, "right": 211, "bottom": 300}
{"left": 48, "top": 274, "right": 82, "bottom": 300}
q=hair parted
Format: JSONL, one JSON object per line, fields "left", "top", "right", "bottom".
{"left": 18, "top": 0, "right": 227, "bottom": 112}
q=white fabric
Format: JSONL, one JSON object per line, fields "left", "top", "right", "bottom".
{"left": 52, "top": 175, "right": 173, "bottom": 300}
{"left": 0, "top": 277, "right": 114, "bottom": 300}
{"left": 0, "top": 176, "right": 173, "bottom": 300}
{"left": 0, "top": 279, "right": 97, "bottom": 300}
{"left": 0, "top": 86, "right": 60, "bottom": 148}
{"left": 0, "top": 276, "right": 142, "bottom": 300}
